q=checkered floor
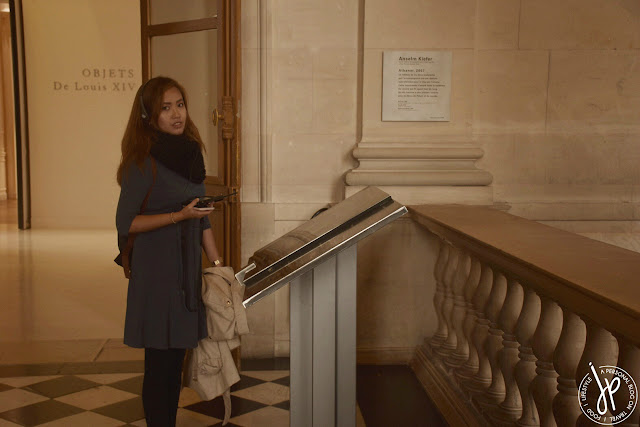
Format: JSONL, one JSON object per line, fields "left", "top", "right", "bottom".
{"left": 0, "top": 362, "right": 290, "bottom": 426}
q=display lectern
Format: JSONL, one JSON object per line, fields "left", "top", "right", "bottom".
{"left": 235, "top": 187, "right": 407, "bottom": 426}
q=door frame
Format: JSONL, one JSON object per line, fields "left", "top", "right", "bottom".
{"left": 139, "top": 0, "right": 242, "bottom": 269}
{"left": 9, "top": 0, "right": 30, "bottom": 230}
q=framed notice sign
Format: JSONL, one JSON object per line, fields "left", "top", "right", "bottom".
{"left": 382, "top": 51, "right": 452, "bottom": 121}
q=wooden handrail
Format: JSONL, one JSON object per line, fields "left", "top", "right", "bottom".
{"left": 409, "top": 205, "right": 640, "bottom": 346}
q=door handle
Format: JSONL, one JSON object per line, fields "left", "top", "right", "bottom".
{"left": 212, "top": 108, "right": 224, "bottom": 126}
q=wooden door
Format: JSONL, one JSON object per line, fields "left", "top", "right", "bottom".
{"left": 140, "top": 0, "right": 241, "bottom": 269}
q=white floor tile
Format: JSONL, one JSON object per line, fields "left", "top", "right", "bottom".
{"left": 37, "top": 411, "right": 124, "bottom": 427}
{"left": 0, "top": 375, "right": 62, "bottom": 388}
{"left": 0, "top": 389, "right": 49, "bottom": 413}
{"left": 75, "top": 373, "right": 140, "bottom": 385}
{"left": 175, "top": 408, "right": 221, "bottom": 426}
{"left": 54, "top": 385, "right": 138, "bottom": 410}
{"left": 241, "top": 370, "right": 289, "bottom": 382}
{"left": 231, "top": 382, "right": 289, "bottom": 405}
{"left": 229, "top": 406, "right": 289, "bottom": 426}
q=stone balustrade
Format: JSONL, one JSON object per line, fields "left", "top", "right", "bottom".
{"left": 409, "top": 205, "right": 640, "bottom": 427}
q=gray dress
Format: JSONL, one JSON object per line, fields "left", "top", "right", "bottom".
{"left": 116, "top": 157, "right": 209, "bottom": 349}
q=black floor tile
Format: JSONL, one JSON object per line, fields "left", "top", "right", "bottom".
{"left": 185, "top": 395, "right": 267, "bottom": 419}
{"left": 109, "top": 375, "right": 144, "bottom": 395}
{"left": 210, "top": 422, "right": 243, "bottom": 427}
{"left": 92, "top": 396, "right": 145, "bottom": 423}
{"left": 272, "top": 375, "right": 290, "bottom": 387}
{"left": 0, "top": 399, "right": 84, "bottom": 426}
{"left": 24, "top": 375, "right": 99, "bottom": 398}
{"left": 356, "top": 365, "right": 448, "bottom": 427}
{"left": 240, "top": 357, "right": 290, "bottom": 371}
{"left": 0, "top": 360, "right": 144, "bottom": 379}
{"left": 0, "top": 363, "right": 64, "bottom": 378}
{"left": 230, "top": 374, "right": 265, "bottom": 392}
{"left": 59, "top": 360, "right": 144, "bottom": 375}
{"left": 273, "top": 400, "right": 290, "bottom": 411}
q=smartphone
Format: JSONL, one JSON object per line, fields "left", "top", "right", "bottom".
{"left": 182, "top": 196, "right": 215, "bottom": 209}
{"left": 182, "top": 191, "right": 237, "bottom": 209}
{"left": 194, "top": 196, "right": 215, "bottom": 208}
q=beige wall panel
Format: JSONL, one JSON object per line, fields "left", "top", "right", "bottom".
{"left": 271, "top": 182, "right": 343, "bottom": 204}
{"left": 547, "top": 50, "right": 640, "bottom": 134}
{"left": 314, "top": 48, "right": 358, "bottom": 80}
{"left": 510, "top": 202, "right": 635, "bottom": 221}
{"left": 271, "top": 133, "right": 355, "bottom": 197}
{"left": 312, "top": 80, "right": 356, "bottom": 134}
{"left": 241, "top": 333, "right": 276, "bottom": 358}
{"left": 271, "top": 79, "right": 313, "bottom": 133}
{"left": 364, "top": 0, "right": 475, "bottom": 49}
{"left": 475, "top": 135, "right": 517, "bottom": 186}
{"left": 24, "top": 0, "right": 140, "bottom": 228}
{"left": 497, "top": 184, "right": 634, "bottom": 203}
{"left": 241, "top": 0, "right": 259, "bottom": 50}
{"left": 481, "top": 133, "right": 640, "bottom": 203}
{"left": 274, "top": 284, "right": 290, "bottom": 357}
{"left": 272, "top": 48, "right": 313, "bottom": 81}
{"left": 241, "top": 48, "right": 260, "bottom": 202}
{"left": 362, "top": 49, "right": 474, "bottom": 137}
{"left": 476, "top": 0, "right": 520, "bottom": 49}
{"left": 520, "top": 0, "right": 640, "bottom": 49}
{"left": 241, "top": 203, "right": 276, "bottom": 265}
{"left": 595, "top": 136, "right": 640, "bottom": 185}
{"left": 274, "top": 203, "right": 330, "bottom": 221}
{"left": 474, "top": 50, "right": 549, "bottom": 133}
{"left": 245, "top": 291, "right": 276, "bottom": 336}
{"left": 272, "top": 0, "right": 358, "bottom": 48}
{"left": 356, "top": 219, "right": 438, "bottom": 350}
{"left": 274, "top": 220, "right": 305, "bottom": 237}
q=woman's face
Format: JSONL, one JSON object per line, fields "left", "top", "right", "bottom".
{"left": 156, "top": 86, "right": 187, "bottom": 135}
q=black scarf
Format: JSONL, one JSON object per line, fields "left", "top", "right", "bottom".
{"left": 150, "top": 131, "right": 206, "bottom": 184}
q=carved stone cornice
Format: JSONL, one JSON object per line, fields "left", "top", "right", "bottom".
{"left": 345, "top": 143, "right": 493, "bottom": 187}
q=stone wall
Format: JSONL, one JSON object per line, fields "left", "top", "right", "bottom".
{"left": 239, "top": 0, "right": 640, "bottom": 358}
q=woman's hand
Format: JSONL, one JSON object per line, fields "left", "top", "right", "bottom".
{"left": 176, "top": 198, "right": 213, "bottom": 221}
{"left": 128, "top": 199, "right": 211, "bottom": 234}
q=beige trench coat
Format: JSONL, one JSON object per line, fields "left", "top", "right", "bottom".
{"left": 183, "top": 266, "right": 249, "bottom": 424}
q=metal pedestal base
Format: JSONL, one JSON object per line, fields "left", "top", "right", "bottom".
{"left": 290, "top": 244, "right": 357, "bottom": 427}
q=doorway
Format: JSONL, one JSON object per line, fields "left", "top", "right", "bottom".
{"left": 0, "top": 1, "right": 16, "bottom": 227}
{"left": 140, "top": 0, "right": 241, "bottom": 269}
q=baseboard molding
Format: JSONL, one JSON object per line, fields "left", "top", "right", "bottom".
{"left": 356, "top": 347, "right": 414, "bottom": 365}
{"left": 410, "top": 345, "right": 484, "bottom": 427}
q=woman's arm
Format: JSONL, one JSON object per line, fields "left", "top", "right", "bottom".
{"left": 201, "top": 227, "right": 222, "bottom": 265}
{"left": 128, "top": 198, "right": 211, "bottom": 234}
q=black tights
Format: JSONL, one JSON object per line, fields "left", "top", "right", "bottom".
{"left": 142, "top": 348, "right": 186, "bottom": 427}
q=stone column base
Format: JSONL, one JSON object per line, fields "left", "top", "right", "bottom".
{"left": 345, "top": 185, "right": 494, "bottom": 206}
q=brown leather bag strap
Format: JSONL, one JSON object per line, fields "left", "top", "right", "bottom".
{"left": 122, "top": 158, "right": 157, "bottom": 279}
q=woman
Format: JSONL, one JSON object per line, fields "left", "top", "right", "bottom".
{"left": 116, "top": 76, "right": 221, "bottom": 426}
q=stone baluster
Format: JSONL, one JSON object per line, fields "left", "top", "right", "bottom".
{"left": 616, "top": 338, "right": 639, "bottom": 427}
{"left": 515, "top": 287, "right": 542, "bottom": 427}
{"left": 445, "top": 252, "right": 472, "bottom": 369}
{"left": 435, "top": 246, "right": 460, "bottom": 358}
{"left": 576, "top": 321, "right": 619, "bottom": 427}
{"left": 465, "top": 264, "right": 495, "bottom": 395}
{"left": 476, "top": 272, "right": 508, "bottom": 412}
{"left": 429, "top": 242, "right": 449, "bottom": 349}
{"left": 530, "top": 298, "right": 563, "bottom": 427}
{"left": 455, "top": 258, "right": 485, "bottom": 385}
{"left": 493, "top": 278, "right": 525, "bottom": 424}
{"left": 551, "top": 309, "right": 586, "bottom": 427}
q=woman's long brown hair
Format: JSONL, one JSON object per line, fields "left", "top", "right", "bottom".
{"left": 116, "top": 76, "right": 205, "bottom": 185}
